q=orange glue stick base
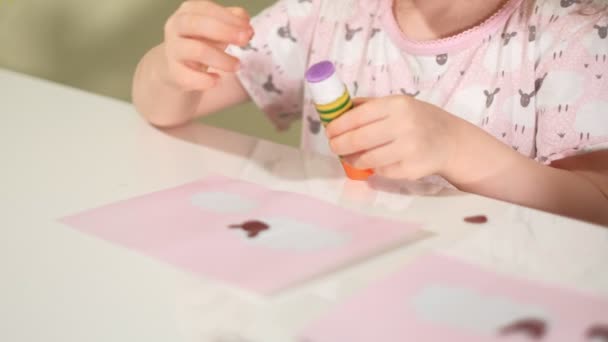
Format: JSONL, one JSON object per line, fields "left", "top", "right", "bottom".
{"left": 341, "top": 160, "right": 375, "bottom": 180}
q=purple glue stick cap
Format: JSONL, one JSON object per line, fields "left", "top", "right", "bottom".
{"left": 305, "top": 60, "right": 346, "bottom": 105}
{"left": 305, "top": 61, "right": 336, "bottom": 83}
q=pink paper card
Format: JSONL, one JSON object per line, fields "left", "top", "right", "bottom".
{"left": 300, "top": 254, "right": 608, "bottom": 342}
{"left": 60, "top": 176, "right": 424, "bottom": 294}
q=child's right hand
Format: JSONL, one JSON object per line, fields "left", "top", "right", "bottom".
{"left": 162, "top": 1, "right": 253, "bottom": 91}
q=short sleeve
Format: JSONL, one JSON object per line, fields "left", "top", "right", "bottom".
{"left": 533, "top": 2, "right": 608, "bottom": 163}
{"left": 227, "top": 0, "right": 321, "bottom": 131}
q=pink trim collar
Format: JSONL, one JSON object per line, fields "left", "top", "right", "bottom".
{"left": 380, "top": 0, "right": 524, "bottom": 56}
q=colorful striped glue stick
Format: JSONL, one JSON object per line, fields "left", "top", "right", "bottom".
{"left": 305, "top": 60, "right": 374, "bottom": 181}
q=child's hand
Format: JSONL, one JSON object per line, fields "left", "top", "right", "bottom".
{"left": 162, "top": 1, "right": 253, "bottom": 91}
{"left": 325, "top": 96, "right": 462, "bottom": 180}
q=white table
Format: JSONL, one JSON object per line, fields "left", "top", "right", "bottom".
{"left": 1, "top": 69, "right": 607, "bottom": 341}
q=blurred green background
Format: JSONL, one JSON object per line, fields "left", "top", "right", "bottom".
{"left": 0, "top": 0, "right": 300, "bottom": 146}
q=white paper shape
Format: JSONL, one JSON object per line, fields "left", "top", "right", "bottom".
{"left": 410, "top": 284, "right": 550, "bottom": 334}
{"left": 191, "top": 191, "right": 258, "bottom": 214}
{"left": 237, "top": 217, "right": 350, "bottom": 252}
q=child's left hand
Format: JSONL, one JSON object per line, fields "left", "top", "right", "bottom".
{"left": 325, "top": 95, "right": 463, "bottom": 180}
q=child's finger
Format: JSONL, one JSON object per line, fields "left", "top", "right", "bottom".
{"left": 325, "top": 100, "right": 389, "bottom": 138}
{"left": 176, "top": 38, "right": 240, "bottom": 72}
{"left": 179, "top": 1, "right": 250, "bottom": 28}
{"left": 226, "top": 6, "right": 251, "bottom": 21}
{"left": 329, "top": 118, "right": 394, "bottom": 156}
{"left": 174, "top": 13, "right": 252, "bottom": 46}
{"left": 170, "top": 60, "right": 219, "bottom": 91}
{"left": 225, "top": 7, "right": 254, "bottom": 41}
{"left": 352, "top": 97, "right": 372, "bottom": 106}
{"left": 183, "top": 60, "right": 206, "bottom": 72}
{"left": 342, "top": 142, "right": 401, "bottom": 170}
{"left": 375, "top": 161, "right": 408, "bottom": 179}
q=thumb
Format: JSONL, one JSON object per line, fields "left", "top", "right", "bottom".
{"left": 214, "top": 7, "right": 252, "bottom": 51}
{"left": 226, "top": 6, "right": 251, "bottom": 21}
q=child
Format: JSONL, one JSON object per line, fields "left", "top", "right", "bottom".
{"left": 132, "top": 0, "right": 608, "bottom": 225}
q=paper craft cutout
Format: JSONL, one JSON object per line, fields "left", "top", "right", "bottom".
{"left": 60, "top": 175, "right": 424, "bottom": 294}
{"left": 234, "top": 217, "right": 350, "bottom": 252}
{"left": 464, "top": 215, "right": 489, "bottom": 224}
{"left": 499, "top": 318, "right": 547, "bottom": 339}
{"left": 409, "top": 285, "right": 549, "bottom": 335}
{"left": 191, "top": 191, "right": 258, "bottom": 214}
{"left": 229, "top": 220, "right": 270, "bottom": 238}
{"left": 587, "top": 325, "right": 608, "bottom": 341}
{"left": 300, "top": 254, "right": 608, "bottom": 341}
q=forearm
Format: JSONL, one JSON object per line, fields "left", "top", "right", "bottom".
{"left": 132, "top": 44, "right": 202, "bottom": 127}
{"left": 444, "top": 121, "right": 608, "bottom": 226}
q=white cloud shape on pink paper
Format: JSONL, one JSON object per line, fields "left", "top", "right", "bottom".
{"left": 409, "top": 284, "right": 551, "bottom": 335}
{"left": 191, "top": 192, "right": 258, "bottom": 214}
{"left": 240, "top": 217, "right": 350, "bottom": 252}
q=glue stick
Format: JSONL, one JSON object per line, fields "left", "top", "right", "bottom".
{"left": 305, "top": 60, "right": 374, "bottom": 181}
